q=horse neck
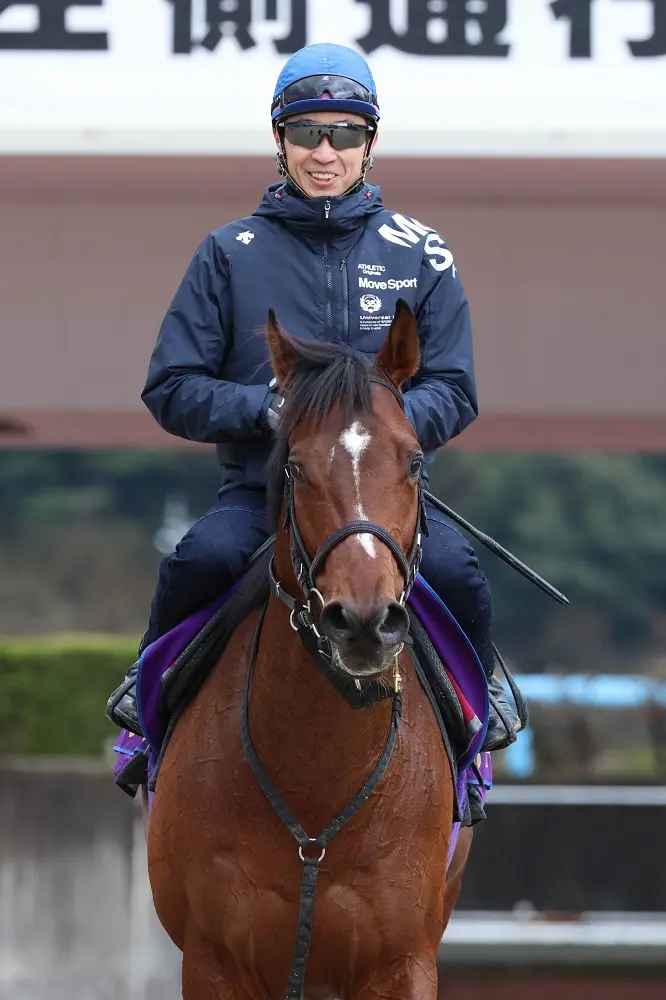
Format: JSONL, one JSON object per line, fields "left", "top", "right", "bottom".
{"left": 248, "top": 531, "right": 394, "bottom": 829}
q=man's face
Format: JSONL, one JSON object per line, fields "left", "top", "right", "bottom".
{"left": 276, "top": 110, "right": 376, "bottom": 199}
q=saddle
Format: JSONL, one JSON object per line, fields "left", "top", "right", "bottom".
{"left": 111, "top": 540, "right": 500, "bottom": 834}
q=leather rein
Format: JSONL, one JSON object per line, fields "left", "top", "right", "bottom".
{"left": 241, "top": 375, "right": 428, "bottom": 998}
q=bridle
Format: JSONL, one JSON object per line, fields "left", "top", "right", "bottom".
{"left": 246, "top": 376, "right": 430, "bottom": 995}
{"left": 268, "top": 375, "right": 429, "bottom": 704}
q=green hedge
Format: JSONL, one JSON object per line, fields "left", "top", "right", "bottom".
{"left": 0, "top": 634, "right": 139, "bottom": 755}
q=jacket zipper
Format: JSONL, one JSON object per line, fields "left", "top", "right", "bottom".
{"left": 323, "top": 199, "right": 332, "bottom": 335}
{"left": 340, "top": 257, "right": 349, "bottom": 340}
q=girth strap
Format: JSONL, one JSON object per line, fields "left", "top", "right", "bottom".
{"left": 241, "top": 603, "right": 402, "bottom": 999}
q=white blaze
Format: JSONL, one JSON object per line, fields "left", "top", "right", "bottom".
{"left": 339, "top": 421, "right": 375, "bottom": 558}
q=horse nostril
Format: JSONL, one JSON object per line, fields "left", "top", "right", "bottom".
{"left": 320, "top": 601, "right": 362, "bottom": 643}
{"left": 372, "top": 602, "right": 410, "bottom": 647}
{"left": 320, "top": 601, "right": 409, "bottom": 650}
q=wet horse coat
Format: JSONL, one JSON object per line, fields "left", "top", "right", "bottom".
{"left": 145, "top": 304, "right": 477, "bottom": 998}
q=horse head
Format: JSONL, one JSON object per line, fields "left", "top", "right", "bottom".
{"left": 266, "top": 299, "right": 424, "bottom": 680}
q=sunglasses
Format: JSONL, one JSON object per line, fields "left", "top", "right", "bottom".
{"left": 272, "top": 74, "right": 379, "bottom": 114}
{"left": 278, "top": 121, "right": 376, "bottom": 151}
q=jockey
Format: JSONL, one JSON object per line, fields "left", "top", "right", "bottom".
{"left": 107, "top": 43, "right": 521, "bottom": 797}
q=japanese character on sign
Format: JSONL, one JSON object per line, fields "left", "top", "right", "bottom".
{"left": 356, "top": 0, "right": 509, "bottom": 57}
{"left": 167, "top": 0, "right": 306, "bottom": 55}
{"left": 551, "top": 0, "right": 666, "bottom": 58}
{"left": 627, "top": 0, "right": 666, "bottom": 57}
{"left": 0, "top": 0, "right": 107, "bottom": 50}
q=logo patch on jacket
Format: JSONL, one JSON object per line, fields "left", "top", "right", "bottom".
{"left": 360, "top": 294, "right": 382, "bottom": 313}
{"left": 359, "top": 276, "right": 418, "bottom": 291}
{"left": 378, "top": 214, "right": 456, "bottom": 274}
{"left": 236, "top": 231, "right": 255, "bottom": 245}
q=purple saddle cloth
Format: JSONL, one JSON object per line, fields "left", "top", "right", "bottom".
{"left": 112, "top": 572, "right": 493, "bottom": 858}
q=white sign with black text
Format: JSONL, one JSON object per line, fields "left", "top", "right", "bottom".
{"left": 1, "top": 0, "right": 664, "bottom": 155}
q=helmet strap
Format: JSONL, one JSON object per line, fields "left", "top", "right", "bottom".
{"left": 359, "top": 136, "right": 375, "bottom": 183}
{"left": 345, "top": 137, "right": 374, "bottom": 195}
{"left": 276, "top": 140, "right": 314, "bottom": 200}
{"left": 276, "top": 148, "right": 289, "bottom": 179}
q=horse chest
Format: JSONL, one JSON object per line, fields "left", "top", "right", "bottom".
{"left": 154, "top": 662, "right": 450, "bottom": 953}
{"left": 149, "top": 611, "right": 453, "bottom": 992}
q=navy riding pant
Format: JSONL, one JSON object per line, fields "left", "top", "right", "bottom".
{"left": 145, "top": 486, "right": 494, "bottom": 676}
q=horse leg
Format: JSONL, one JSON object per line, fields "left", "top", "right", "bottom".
{"left": 356, "top": 955, "right": 439, "bottom": 1000}
{"left": 181, "top": 923, "right": 243, "bottom": 1000}
{"left": 442, "top": 826, "right": 473, "bottom": 932}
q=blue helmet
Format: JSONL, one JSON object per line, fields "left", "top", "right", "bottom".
{"left": 271, "top": 43, "right": 380, "bottom": 123}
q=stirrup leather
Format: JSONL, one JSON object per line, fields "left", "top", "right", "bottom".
{"left": 481, "top": 645, "right": 529, "bottom": 753}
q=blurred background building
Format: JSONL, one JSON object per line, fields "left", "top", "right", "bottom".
{"left": 1, "top": 2, "right": 665, "bottom": 998}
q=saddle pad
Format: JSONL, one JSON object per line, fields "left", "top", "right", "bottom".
{"left": 132, "top": 572, "right": 489, "bottom": 769}
{"left": 408, "top": 576, "right": 489, "bottom": 768}
{"left": 112, "top": 566, "right": 493, "bottom": 859}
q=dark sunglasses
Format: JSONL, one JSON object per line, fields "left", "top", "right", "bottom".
{"left": 272, "top": 74, "right": 379, "bottom": 114}
{"left": 278, "top": 121, "right": 375, "bottom": 151}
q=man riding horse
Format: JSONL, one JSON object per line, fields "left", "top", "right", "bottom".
{"left": 108, "top": 42, "right": 521, "bottom": 818}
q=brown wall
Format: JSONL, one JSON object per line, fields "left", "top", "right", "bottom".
{"left": 2, "top": 157, "right": 665, "bottom": 450}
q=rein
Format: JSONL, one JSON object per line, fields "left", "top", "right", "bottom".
{"left": 241, "top": 603, "right": 403, "bottom": 1000}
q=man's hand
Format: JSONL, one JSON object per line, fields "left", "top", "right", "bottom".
{"left": 266, "top": 377, "right": 287, "bottom": 431}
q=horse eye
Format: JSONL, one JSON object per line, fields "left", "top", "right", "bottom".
{"left": 408, "top": 454, "right": 423, "bottom": 479}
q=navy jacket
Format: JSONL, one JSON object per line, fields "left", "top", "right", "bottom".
{"left": 143, "top": 182, "right": 478, "bottom": 487}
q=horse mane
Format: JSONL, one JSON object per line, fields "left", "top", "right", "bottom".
{"left": 266, "top": 333, "right": 376, "bottom": 528}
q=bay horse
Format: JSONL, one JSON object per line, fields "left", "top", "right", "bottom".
{"left": 146, "top": 301, "right": 472, "bottom": 998}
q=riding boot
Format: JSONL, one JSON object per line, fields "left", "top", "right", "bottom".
{"left": 106, "top": 661, "right": 142, "bottom": 734}
{"left": 466, "top": 783, "right": 487, "bottom": 826}
{"left": 481, "top": 646, "right": 528, "bottom": 754}
{"left": 105, "top": 631, "right": 149, "bottom": 736}
{"left": 107, "top": 635, "right": 151, "bottom": 798}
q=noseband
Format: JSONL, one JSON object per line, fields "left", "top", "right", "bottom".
{"left": 268, "top": 376, "right": 429, "bottom": 705}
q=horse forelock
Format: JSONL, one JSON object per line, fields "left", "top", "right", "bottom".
{"left": 266, "top": 337, "right": 380, "bottom": 529}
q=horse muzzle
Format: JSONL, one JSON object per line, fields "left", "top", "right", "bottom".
{"left": 319, "top": 600, "right": 409, "bottom": 677}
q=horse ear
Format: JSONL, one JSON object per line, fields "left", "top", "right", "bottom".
{"left": 266, "top": 308, "right": 296, "bottom": 387}
{"left": 375, "top": 299, "right": 420, "bottom": 388}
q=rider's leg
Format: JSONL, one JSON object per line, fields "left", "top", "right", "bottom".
{"left": 419, "top": 505, "right": 522, "bottom": 757}
{"left": 145, "top": 486, "right": 270, "bottom": 646}
{"left": 107, "top": 487, "right": 270, "bottom": 736}
{"left": 419, "top": 507, "right": 494, "bottom": 676}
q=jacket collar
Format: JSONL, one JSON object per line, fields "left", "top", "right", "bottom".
{"left": 253, "top": 181, "right": 384, "bottom": 243}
